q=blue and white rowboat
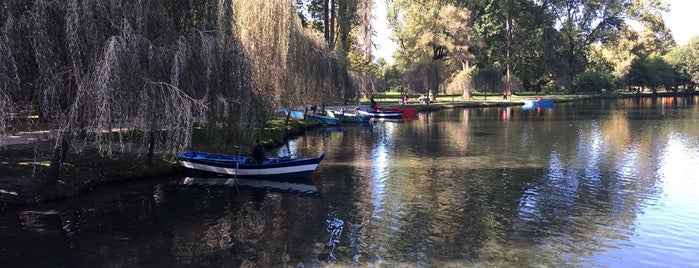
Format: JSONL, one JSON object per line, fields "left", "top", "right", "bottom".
{"left": 177, "top": 151, "right": 325, "bottom": 178}
{"left": 356, "top": 108, "right": 403, "bottom": 118}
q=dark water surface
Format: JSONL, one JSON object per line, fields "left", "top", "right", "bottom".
{"left": 2, "top": 97, "right": 698, "bottom": 267}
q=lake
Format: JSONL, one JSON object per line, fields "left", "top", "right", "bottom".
{"left": 1, "top": 97, "right": 698, "bottom": 267}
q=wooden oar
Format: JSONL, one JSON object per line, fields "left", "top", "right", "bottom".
{"left": 233, "top": 145, "right": 243, "bottom": 204}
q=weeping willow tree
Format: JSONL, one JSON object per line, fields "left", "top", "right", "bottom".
{"left": 0, "top": 91, "right": 12, "bottom": 135}
{"left": 235, "top": 0, "right": 351, "bottom": 115}
{"left": 0, "top": 17, "right": 19, "bottom": 135}
{"left": 0, "top": 0, "right": 356, "bottom": 185}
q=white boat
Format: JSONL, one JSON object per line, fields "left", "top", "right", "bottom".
{"left": 356, "top": 108, "right": 403, "bottom": 118}
{"left": 177, "top": 151, "right": 325, "bottom": 178}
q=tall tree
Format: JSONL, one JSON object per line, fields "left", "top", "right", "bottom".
{"left": 544, "top": 0, "right": 627, "bottom": 92}
{"left": 346, "top": 0, "right": 373, "bottom": 73}
{"left": 297, "top": 0, "right": 359, "bottom": 50}
{"left": 626, "top": 0, "right": 674, "bottom": 55}
{"left": 390, "top": 0, "right": 479, "bottom": 99}
{"left": 474, "top": 0, "right": 562, "bottom": 92}
{"left": 665, "top": 37, "right": 699, "bottom": 90}
{"left": 626, "top": 55, "right": 676, "bottom": 94}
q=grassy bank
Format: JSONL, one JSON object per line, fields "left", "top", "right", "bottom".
{"left": 363, "top": 91, "right": 660, "bottom": 112}
{"left": 0, "top": 117, "right": 318, "bottom": 210}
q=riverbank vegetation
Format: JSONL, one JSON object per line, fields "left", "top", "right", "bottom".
{"left": 1, "top": 0, "right": 698, "bottom": 200}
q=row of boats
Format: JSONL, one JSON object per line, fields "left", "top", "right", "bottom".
{"left": 177, "top": 105, "right": 418, "bottom": 180}
{"left": 178, "top": 99, "right": 554, "bottom": 180}
{"left": 286, "top": 105, "right": 417, "bottom": 125}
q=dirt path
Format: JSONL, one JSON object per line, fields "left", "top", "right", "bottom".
{"left": 1, "top": 131, "right": 56, "bottom": 209}
{"left": 0, "top": 130, "right": 55, "bottom": 147}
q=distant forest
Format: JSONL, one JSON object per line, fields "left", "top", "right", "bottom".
{"left": 1, "top": 0, "right": 698, "bottom": 181}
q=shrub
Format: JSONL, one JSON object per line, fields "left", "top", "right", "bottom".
{"left": 573, "top": 71, "right": 613, "bottom": 93}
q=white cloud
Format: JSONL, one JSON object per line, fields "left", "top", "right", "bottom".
{"left": 665, "top": 0, "right": 699, "bottom": 45}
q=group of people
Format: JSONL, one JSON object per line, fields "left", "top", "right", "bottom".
{"left": 398, "top": 95, "right": 410, "bottom": 104}
{"left": 418, "top": 94, "right": 429, "bottom": 104}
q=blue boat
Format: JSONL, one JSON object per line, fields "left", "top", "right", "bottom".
{"left": 177, "top": 151, "right": 326, "bottom": 178}
{"left": 523, "top": 99, "right": 554, "bottom": 109}
{"left": 286, "top": 109, "right": 341, "bottom": 125}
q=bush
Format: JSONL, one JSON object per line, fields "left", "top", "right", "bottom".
{"left": 573, "top": 71, "right": 613, "bottom": 93}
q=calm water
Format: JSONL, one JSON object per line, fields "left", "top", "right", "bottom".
{"left": 1, "top": 97, "right": 698, "bottom": 267}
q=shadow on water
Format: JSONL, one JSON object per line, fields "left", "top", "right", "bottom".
{"left": 0, "top": 174, "right": 349, "bottom": 267}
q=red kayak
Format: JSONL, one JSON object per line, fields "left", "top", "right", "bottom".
{"left": 375, "top": 106, "right": 417, "bottom": 118}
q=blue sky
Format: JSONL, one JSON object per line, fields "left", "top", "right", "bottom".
{"left": 373, "top": 0, "right": 699, "bottom": 63}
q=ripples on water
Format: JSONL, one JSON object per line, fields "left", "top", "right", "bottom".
{"left": 307, "top": 99, "right": 699, "bottom": 267}
{"left": 2, "top": 98, "right": 699, "bottom": 267}
{"left": 598, "top": 132, "right": 699, "bottom": 267}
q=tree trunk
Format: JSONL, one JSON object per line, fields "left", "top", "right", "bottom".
{"left": 567, "top": 38, "right": 576, "bottom": 93}
{"left": 324, "top": 0, "right": 330, "bottom": 43}
{"left": 147, "top": 131, "right": 155, "bottom": 165}
{"left": 46, "top": 135, "right": 71, "bottom": 185}
{"left": 329, "top": 0, "right": 335, "bottom": 48}
{"left": 505, "top": 10, "right": 511, "bottom": 84}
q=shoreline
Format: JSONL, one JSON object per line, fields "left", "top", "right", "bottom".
{"left": 0, "top": 92, "right": 693, "bottom": 211}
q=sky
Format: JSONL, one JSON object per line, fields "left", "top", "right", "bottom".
{"left": 373, "top": 0, "right": 398, "bottom": 64}
{"left": 663, "top": 0, "right": 699, "bottom": 45}
{"left": 373, "top": 0, "right": 699, "bottom": 63}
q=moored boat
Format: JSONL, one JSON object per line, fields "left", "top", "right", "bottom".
{"left": 356, "top": 107, "right": 403, "bottom": 118}
{"left": 286, "top": 109, "right": 341, "bottom": 125}
{"left": 375, "top": 106, "right": 417, "bottom": 118}
{"left": 177, "top": 151, "right": 325, "bottom": 178}
{"left": 327, "top": 109, "right": 372, "bottom": 123}
{"left": 523, "top": 99, "right": 554, "bottom": 109}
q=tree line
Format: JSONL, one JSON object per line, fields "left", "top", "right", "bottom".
{"left": 375, "top": 0, "right": 698, "bottom": 99}
{"left": 1, "top": 0, "right": 698, "bottom": 184}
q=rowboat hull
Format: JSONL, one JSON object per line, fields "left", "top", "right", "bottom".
{"left": 375, "top": 106, "right": 417, "bottom": 118}
{"left": 523, "top": 99, "right": 554, "bottom": 109}
{"left": 328, "top": 110, "right": 372, "bottom": 123}
{"left": 357, "top": 108, "right": 403, "bottom": 118}
{"left": 286, "top": 110, "right": 341, "bottom": 125}
{"left": 341, "top": 113, "right": 371, "bottom": 122}
{"left": 177, "top": 151, "right": 325, "bottom": 178}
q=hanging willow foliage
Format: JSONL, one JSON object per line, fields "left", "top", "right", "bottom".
{"left": 0, "top": 91, "right": 11, "bottom": 135}
{"left": 0, "top": 18, "right": 19, "bottom": 135}
{"left": 0, "top": 0, "right": 357, "bottom": 182}
{"left": 234, "top": 0, "right": 354, "bottom": 110}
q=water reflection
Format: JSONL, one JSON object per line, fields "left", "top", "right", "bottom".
{"left": 181, "top": 176, "right": 321, "bottom": 198}
{"left": 2, "top": 97, "right": 699, "bottom": 266}
{"left": 303, "top": 97, "right": 699, "bottom": 266}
